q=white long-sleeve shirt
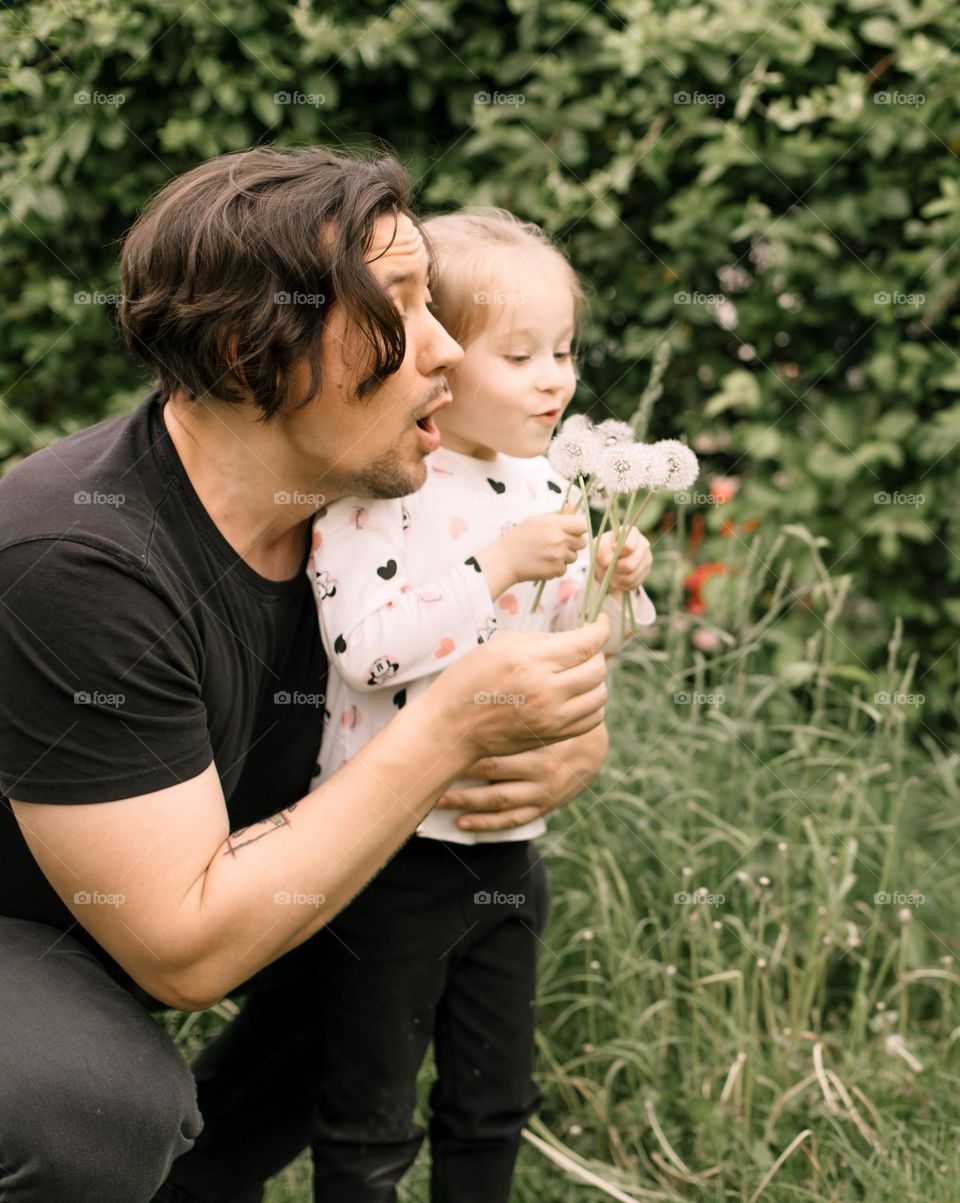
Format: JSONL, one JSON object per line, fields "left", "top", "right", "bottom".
{"left": 307, "top": 444, "right": 655, "bottom": 844}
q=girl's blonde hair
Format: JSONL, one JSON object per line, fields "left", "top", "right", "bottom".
{"left": 422, "top": 207, "right": 586, "bottom": 347}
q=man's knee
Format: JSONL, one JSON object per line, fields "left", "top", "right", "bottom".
{"left": 0, "top": 938, "right": 203, "bottom": 1203}
{"left": 0, "top": 987, "right": 203, "bottom": 1202}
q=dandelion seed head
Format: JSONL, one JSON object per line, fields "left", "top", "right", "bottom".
{"left": 823, "top": 935, "right": 833, "bottom": 946}
{"left": 560, "top": 413, "right": 594, "bottom": 437}
{"left": 712, "top": 920, "right": 722, "bottom": 931}
{"left": 777, "top": 841, "right": 788, "bottom": 856}
{"left": 649, "top": 439, "right": 700, "bottom": 492}
{"left": 940, "top": 955, "right": 953, "bottom": 966}
{"left": 876, "top": 1001, "right": 887, "bottom": 1011}
{"left": 590, "top": 959, "right": 601, "bottom": 970}
{"left": 757, "top": 957, "right": 767, "bottom": 969}
{"left": 581, "top": 928, "right": 594, "bottom": 942}
{"left": 681, "top": 866, "right": 693, "bottom": 879}
{"left": 569, "top": 1123, "right": 583, "bottom": 1136}
{"left": 594, "top": 443, "right": 650, "bottom": 493}
{"left": 596, "top": 418, "right": 636, "bottom": 447}
{"left": 547, "top": 428, "right": 602, "bottom": 481}
{"left": 665, "top": 964, "right": 677, "bottom": 977}
{"left": 898, "top": 907, "right": 913, "bottom": 924}
{"left": 758, "top": 875, "right": 771, "bottom": 888}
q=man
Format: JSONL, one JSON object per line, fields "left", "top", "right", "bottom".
{"left": 0, "top": 145, "right": 611, "bottom": 1202}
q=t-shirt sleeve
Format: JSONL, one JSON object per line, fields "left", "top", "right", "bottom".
{"left": 0, "top": 539, "right": 213, "bottom": 804}
{"left": 308, "top": 497, "right": 497, "bottom": 693}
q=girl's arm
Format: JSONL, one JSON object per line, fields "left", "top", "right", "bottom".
{"left": 309, "top": 498, "right": 500, "bottom": 693}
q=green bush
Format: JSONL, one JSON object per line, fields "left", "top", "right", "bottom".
{"left": 2, "top": 0, "right": 958, "bottom": 719}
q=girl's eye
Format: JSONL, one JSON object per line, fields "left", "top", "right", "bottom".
{"left": 506, "top": 355, "right": 529, "bottom": 364}
{"left": 555, "top": 350, "right": 572, "bottom": 361}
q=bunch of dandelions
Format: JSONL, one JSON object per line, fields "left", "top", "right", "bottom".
{"left": 532, "top": 414, "right": 699, "bottom": 629}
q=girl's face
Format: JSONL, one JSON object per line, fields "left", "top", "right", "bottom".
{"left": 433, "top": 253, "right": 578, "bottom": 461}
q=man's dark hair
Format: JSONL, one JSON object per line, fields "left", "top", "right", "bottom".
{"left": 118, "top": 145, "right": 415, "bottom": 419}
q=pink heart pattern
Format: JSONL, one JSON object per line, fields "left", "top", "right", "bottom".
{"left": 435, "top": 637, "right": 456, "bottom": 657}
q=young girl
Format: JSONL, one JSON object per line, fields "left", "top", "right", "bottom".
{"left": 305, "top": 209, "right": 655, "bottom": 1202}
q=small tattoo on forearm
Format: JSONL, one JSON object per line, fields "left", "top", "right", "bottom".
{"left": 223, "top": 808, "right": 295, "bottom": 857}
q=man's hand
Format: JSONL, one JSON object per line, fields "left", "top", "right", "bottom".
{"left": 434, "top": 721, "right": 609, "bottom": 832}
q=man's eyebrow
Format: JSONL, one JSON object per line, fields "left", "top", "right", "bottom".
{"left": 382, "top": 269, "right": 429, "bottom": 289}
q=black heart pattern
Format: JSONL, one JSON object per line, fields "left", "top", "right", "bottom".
{"left": 334, "top": 634, "right": 347, "bottom": 654}
{"left": 377, "top": 560, "right": 398, "bottom": 579}
{"left": 547, "top": 480, "right": 562, "bottom": 493}
{"left": 486, "top": 478, "right": 506, "bottom": 494}
{"left": 464, "top": 556, "right": 481, "bottom": 572}
{"left": 393, "top": 688, "right": 407, "bottom": 709}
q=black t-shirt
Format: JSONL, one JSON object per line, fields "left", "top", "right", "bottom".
{"left": 0, "top": 391, "right": 328, "bottom": 983}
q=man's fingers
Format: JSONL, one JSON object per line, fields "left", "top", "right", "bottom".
{"left": 559, "top": 679, "right": 607, "bottom": 727}
{"left": 549, "top": 614, "right": 611, "bottom": 669}
{"left": 440, "top": 781, "right": 538, "bottom": 812}
{"left": 457, "top": 805, "right": 544, "bottom": 832}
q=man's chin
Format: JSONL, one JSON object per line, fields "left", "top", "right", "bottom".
{"left": 348, "top": 454, "right": 427, "bottom": 501}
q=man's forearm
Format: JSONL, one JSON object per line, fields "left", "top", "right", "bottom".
{"left": 172, "top": 684, "right": 477, "bottom": 1008}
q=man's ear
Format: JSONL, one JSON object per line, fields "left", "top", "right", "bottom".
{"left": 222, "top": 329, "right": 249, "bottom": 389}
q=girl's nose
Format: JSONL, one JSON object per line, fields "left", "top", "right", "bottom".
{"left": 537, "top": 356, "right": 566, "bottom": 391}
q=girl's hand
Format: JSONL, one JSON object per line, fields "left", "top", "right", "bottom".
{"left": 594, "top": 528, "right": 653, "bottom": 592}
{"left": 478, "top": 511, "right": 588, "bottom": 594}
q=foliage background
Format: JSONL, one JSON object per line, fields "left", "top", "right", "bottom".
{"left": 5, "top": 3, "right": 960, "bottom": 1198}
{"left": 3, "top": 0, "right": 960, "bottom": 725}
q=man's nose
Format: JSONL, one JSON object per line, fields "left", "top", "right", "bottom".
{"left": 421, "top": 311, "right": 464, "bottom": 375}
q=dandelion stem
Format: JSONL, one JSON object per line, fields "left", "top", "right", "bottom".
{"left": 530, "top": 479, "right": 576, "bottom": 614}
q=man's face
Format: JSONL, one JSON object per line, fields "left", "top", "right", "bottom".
{"left": 286, "top": 212, "right": 463, "bottom": 504}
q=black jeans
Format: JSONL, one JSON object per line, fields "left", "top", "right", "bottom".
{"left": 304, "top": 837, "right": 550, "bottom": 1203}
{"left": 0, "top": 839, "right": 549, "bottom": 1203}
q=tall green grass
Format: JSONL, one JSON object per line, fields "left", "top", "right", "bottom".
{"left": 165, "top": 523, "right": 959, "bottom": 1201}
